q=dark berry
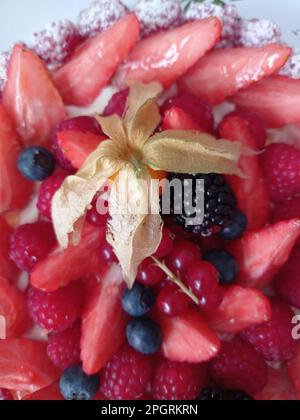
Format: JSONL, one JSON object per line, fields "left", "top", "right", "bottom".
{"left": 137, "top": 258, "right": 165, "bottom": 286}
{"left": 126, "top": 317, "right": 162, "bottom": 355}
{"left": 122, "top": 283, "right": 156, "bottom": 317}
{"left": 204, "top": 249, "right": 238, "bottom": 285}
{"left": 18, "top": 147, "right": 56, "bottom": 181}
{"left": 59, "top": 365, "right": 100, "bottom": 400}
{"left": 167, "top": 173, "right": 237, "bottom": 237}
{"left": 198, "top": 387, "right": 253, "bottom": 401}
{"left": 220, "top": 210, "right": 248, "bottom": 240}
{"left": 166, "top": 240, "right": 202, "bottom": 275}
{"left": 157, "top": 284, "right": 191, "bottom": 317}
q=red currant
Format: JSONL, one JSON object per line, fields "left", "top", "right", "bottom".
{"left": 137, "top": 258, "right": 165, "bottom": 286}
{"left": 157, "top": 284, "right": 191, "bottom": 317}
{"left": 166, "top": 240, "right": 202, "bottom": 275}
{"left": 185, "top": 261, "right": 223, "bottom": 310}
{"left": 99, "top": 241, "right": 118, "bottom": 263}
{"left": 153, "top": 228, "right": 174, "bottom": 259}
{"left": 86, "top": 198, "right": 108, "bottom": 227}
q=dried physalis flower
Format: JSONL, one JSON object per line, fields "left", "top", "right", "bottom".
{"left": 52, "top": 82, "right": 243, "bottom": 288}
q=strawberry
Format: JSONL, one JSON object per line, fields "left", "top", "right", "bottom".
{"left": 23, "top": 382, "right": 64, "bottom": 401}
{"left": 255, "top": 367, "right": 297, "bottom": 401}
{"left": 272, "top": 196, "right": 300, "bottom": 223}
{"left": 275, "top": 248, "right": 300, "bottom": 309}
{"left": 205, "top": 286, "right": 271, "bottom": 334}
{"left": 0, "top": 276, "right": 30, "bottom": 337}
{"left": 0, "top": 105, "right": 33, "bottom": 213}
{"left": 156, "top": 308, "right": 221, "bottom": 364}
{"left": 116, "top": 17, "right": 221, "bottom": 88}
{"left": 30, "top": 224, "right": 106, "bottom": 292}
{"left": 288, "top": 342, "right": 300, "bottom": 399}
{"left": 178, "top": 45, "right": 291, "bottom": 105}
{"left": 161, "top": 107, "right": 203, "bottom": 131}
{"left": 81, "top": 265, "right": 127, "bottom": 375}
{"left": 53, "top": 14, "right": 140, "bottom": 106}
{"left": 218, "top": 112, "right": 270, "bottom": 230}
{"left": 0, "top": 338, "right": 60, "bottom": 393}
{"left": 3, "top": 45, "right": 66, "bottom": 145}
{"left": 56, "top": 130, "right": 106, "bottom": 170}
{"left": 231, "top": 75, "right": 300, "bottom": 128}
{"left": 228, "top": 219, "right": 300, "bottom": 289}
{"left": 0, "top": 217, "right": 18, "bottom": 281}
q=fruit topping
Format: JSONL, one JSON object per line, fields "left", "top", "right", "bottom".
{"left": 59, "top": 364, "right": 99, "bottom": 400}
{"left": 204, "top": 249, "right": 238, "bottom": 285}
{"left": 18, "top": 147, "right": 56, "bottom": 181}
{"left": 37, "top": 171, "right": 69, "bottom": 219}
{"left": 126, "top": 317, "right": 163, "bottom": 355}
{"left": 47, "top": 324, "right": 81, "bottom": 370}
{"left": 122, "top": 283, "right": 156, "bottom": 317}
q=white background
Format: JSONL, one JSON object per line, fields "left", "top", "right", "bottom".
{"left": 0, "top": 0, "right": 299, "bottom": 51}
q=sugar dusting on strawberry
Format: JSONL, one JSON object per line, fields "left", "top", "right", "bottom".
{"left": 0, "top": 52, "right": 9, "bottom": 91}
{"left": 236, "top": 18, "right": 282, "bottom": 47}
{"left": 280, "top": 52, "right": 300, "bottom": 79}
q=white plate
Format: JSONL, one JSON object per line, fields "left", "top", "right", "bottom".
{"left": 0, "top": 0, "right": 299, "bottom": 51}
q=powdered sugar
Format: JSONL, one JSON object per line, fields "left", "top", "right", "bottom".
{"left": 236, "top": 18, "right": 282, "bottom": 48}
{"left": 0, "top": 52, "right": 9, "bottom": 91}
{"left": 135, "top": 0, "right": 183, "bottom": 37}
{"left": 280, "top": 52, "right": 300, "bottom": 79}
{"left": 33, "top": 20, "right": 82, "bottom": 66}
{"left": 78, "top": 0, "right": 129, "bottom": 38}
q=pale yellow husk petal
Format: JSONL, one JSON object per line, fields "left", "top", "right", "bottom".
{"left": 95, "top": 115, "right": 128, "bottom": 157}
{"left": 143, "top": 130, "right": 243, "bottom": 176}
{"left": 107, "top": 165, "right": 163, "bottom": 288}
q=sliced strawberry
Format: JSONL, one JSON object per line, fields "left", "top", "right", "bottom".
{"left": 156, "top": 308, "right": 221, "bottom": 363}
{"left": 178, "top": 45, "right": 291, "bottom": 105}
{"left": 81, "top": 265, "right": 127, "bottom": 375}
{"left": 3, "top": 45, "right": 66, "bottom": 145}
{"left": 30, "top": 225, "right": 106, "bottom": 292}
{"left": 0, "top": 338, "right": 60, "bottom": 393}
{"left": 23, "top": 382, "right": 63, "bottom": 400}
{"left": 0, "top": 217, "right": 18, "bottom": 281}
{"left": 0, "top": 105, "right": 33, "bottom": 213}
{"left": 228, "top": 219, "right": 300, "bottom": 289}
{"left": 162, "top": 107, "right": 204, "bottom": 131}
{"left": 255, "top": 367, "right": 297, "bottom": 401}
{"left": 219, "top": 112, "right": 270, "bottom": 230}
{"left": 54, "top": 14, "right": 140, "bottom": 106}
{"left": 288, "top": 342, "right": 300, "bottom": 399}
{"left": 0, "top": 276, "right": 30, "bottom": 337}
{"left": 231, "top": 75, "right": 300, "bottom": 128}
{"left": 116, "top": 17, "right": 221, "bottom": 88}
{"left": 56, "top": 130, "right": 106, "bottom": 170}
{"left": 205, "top": 286, "right": 271, "bottom": 334}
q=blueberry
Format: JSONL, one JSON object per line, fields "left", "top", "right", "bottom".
{"left": 126, "top": 317, "right": 162, "bottom": 355}
{"left": 204, "top": 249, "right": 238, "bottom": 285}
{"left": 220, "top": 211, "right": 248, "bottom": 241}
{"left": 18, "top": 147, "right": 56, "bottom": 181}
{"left": 59, "top": 365, "right": 100, "bottom": 400}
{"left": 122, "top": 283, "right": 155, "bottom": 317}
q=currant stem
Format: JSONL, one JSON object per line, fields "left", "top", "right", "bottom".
{"left": 151, "top": 256, "right": 199, "bottom": 305}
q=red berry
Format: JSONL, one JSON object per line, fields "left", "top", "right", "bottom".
{"left": 157, "top": 284, "right": 191, "bottom": 317}
{"left": 137, "top": 258, "right": 165, "bottom": 286}
{"left": 272, "top": 196, "right": 300, "bottom": 223}
{"left": 152, "top": 358, "right": 205, "bottom": 400}
{"left": 185, "top": 261, "right": 223, "bottom": 310}
{"left": 262, "top": 143, "right": 300, "bottom": 201}
{"left": 99, "top": 240, "right": 118, "bottom": 264}
{"left": 161, "top": 93, "right": 214, "bottom": 134}
{"left": 33, "top": 20, "right": 83, "bottom": 66}
{"left": 47, "top": 323, "right": 81, "bottom": 370}
{"left": 241, "top": 299, "right": 296, "bottom": 362}
{"left": 100, "top": 344, "right": 153, "bottom": 400}
{"left": 166, "top": 240, "right": 202, "bottom": 276}
{"left": 275, "top": 248, "right": 300, "bottom": 309}
{"left": 209, "top": 338, "right": 268, "bottom": 395}
{"left": 9, "top": 222, "right": 56, "bottom": 272}
{"left": 153, "top": 228, "right": 175, "bottom": 259}
{"left": 86, "top": 198, "right": 109, "bottom": 227}
{"left": 0, "top": 389, "right": 13, "bottom": 400}
{"left": 27, "top": 282, "right": 83, "bottom": 332}
{"left": 103, "top": 88, "right": 129, "bottom": 117}
{"left": 37, "top": 171, "right": 68, "bottom": 219}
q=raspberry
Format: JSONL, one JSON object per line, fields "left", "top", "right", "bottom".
{"left": 33, "top": 20, "right": 83, "bottom": 66}
{"left": 37, "top": 171, "right": 68, "bottom": 219}
{"left": 280, "top": 52, "right": 300, "bottom": 79}
{"left": 275, "top": 248, "right": 300, "bottom": 309}
{"left": 0, "top": 389, "right": 13, "bottom": 400}
{"left": 0, "top": 52, "right": 9, "bottom": 91}
{"left": 135, "top": 0, "right": 183, "bottom": 37}
{"left": 272, "top": 196, "right": 300, "bottom": 223}
{"left": 236, "top": 18, "right": 281, "bottom": 47}
{"left": 100, "top": 344, "right": 153, "bottom": 400}
{"left": 241, "top": 299, "right": 296, "bottom": 362}
{"left": 152, "top": 359, "right": 205, "bottom": 400}
{"left": 103, "top": 88, "right": 129, "bottom": 117}
{"left": 262, "top": 143, "right": 300, "bottom": 202}
{"left": 9, "top": 222, "right": 56, "bottom": 272}
{"left": 78, "top": 0, "right": 128, "bottom": 38}
{"left": 27, "top": 282, "right": 83, "bottom": 333}
{"left": 47, "top": 324, "right": 81, "bottom": 370}
{"left": 209, "top": 338, "right": 268, "bottom": 395}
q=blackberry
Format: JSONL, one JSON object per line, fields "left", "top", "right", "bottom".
{"left": 166, "top": 173, "right": 237, "bottom": 237}
{"left": 198, "top": 387, "right": 253, "bottom": 401}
